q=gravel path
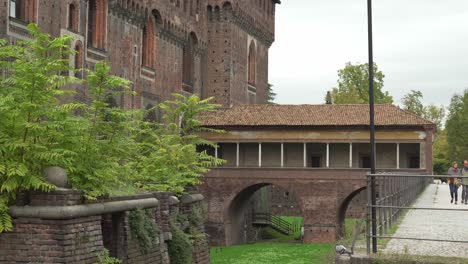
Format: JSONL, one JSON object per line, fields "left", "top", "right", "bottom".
{"left": 383, "top": 183, "right": 468, "bottom": 257}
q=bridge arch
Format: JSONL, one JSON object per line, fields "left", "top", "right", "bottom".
{"left": 337, "top": 186, "right": 367, "bottom": 238}
{"left": 224, "top": 182, "right": 302, "bottom": 245}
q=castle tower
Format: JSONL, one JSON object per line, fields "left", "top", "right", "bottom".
{"left": 204, "top": 0, "right": 279, "bottom": 107}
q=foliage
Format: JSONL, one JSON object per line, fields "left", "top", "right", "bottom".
{"left": 401, "top": 89, "right": 447, "bottom": 173}
{"left": 130, "top": 94, "right": 225, "bottom": 194}
{"left": 445, "top": 90, "right": 468, "bottom": 163}
{"left": 401, "top": 90, "right": 445, "bottom": 130}
{"left": 0, "top": 24, "right": 79, "bottom": 232}
{"left": 129, "top": 208, "right": 159, "bottom": 254}
{"left": 188, "top": 204, "right": 206, "bottom": 227}
{"left": 66, "top": 61, "right": 133, "bottom": 199}
{"left": 95, "top": 249, "right": 122, "bottom": 264}
{"left": 0, "top": 25, "right": 222, "bottom": 233}
{"left": 168, "top": 221, "right": 193, "bottom": 264}
{"left": 267, "top": 83, "right": 277, "bottom": 104}
{"left": 330, "top": 62, "right": 393, "bottom": 104}
{"left": 433, "top": 130, "right": 450, "bottom": 175}
{"left": 401, "top": 90, "right": 424, "bottom": 116}
{"left": 423, "top": 104, "right": 445, "bottom": 131}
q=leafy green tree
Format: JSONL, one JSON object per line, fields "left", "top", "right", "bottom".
{"left": 267, "top": 83, "right": 277, "bottom": 104}
{"left": 424, "top": 104, "right": 445, "bottom": 131}
{"left": 0, "top": 25, "right": 80, "bottom": 232}
{"left": 445, "top": 90, "right": 468, "bottom": 162}
{"left": 433, "top": 130, "right": 450, "bottom": 175}
{"left": 0, "top": 25, "right": 224, "bottom": 233}
{"left": 401, "top": 90, "right": 445, "bottom": 130}
{"left": 402, "top": 90, "right": 424, "bottom": 116}
{"left": 330, "top": 62, "right": 393, "bottom": 104}
{"left": 131, "top": 94, "right": 224, "bottom": 193}
{"left": 65, "top": 61, "right": 133, "bottom": 199}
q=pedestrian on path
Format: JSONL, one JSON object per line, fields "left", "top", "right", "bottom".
{"left": 448, "top": 161, "right": 461, "bottom": 204}
{"left": 461, "top": 160, "right": 468, "bottom": 204}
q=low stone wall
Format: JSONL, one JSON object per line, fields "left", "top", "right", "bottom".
{"left": 0, "top": 189, "right": 210, "bottom": 264}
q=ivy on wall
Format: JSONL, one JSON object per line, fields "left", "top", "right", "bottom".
{"left": 129, "top": 208, "right": 159, "bottom": 254}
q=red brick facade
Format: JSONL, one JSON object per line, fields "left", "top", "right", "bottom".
{"left": 1, "top": 0, "right": 278, "bottom": 108}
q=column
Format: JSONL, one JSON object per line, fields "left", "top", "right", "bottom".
{"left": 236, "top": 143, "right": 240, "bottom": 167}
{"left": 326, "top": 143, "right": 330, "bottom": 168}
{"left": 396, "top": 143, "right": 400, "bottom": 169}
{"left": 419, "top": 142, "right": 426, "bottom": 169}
{"left": 281, "top": 143, "right": 284, "bottom": 168}
{"left": 258, "top": 143, "right": 262, "bottom": 167}
{"left": 303, "top": 143, "right": 307, "bottom": 168}
{"left": 349, "top": 143, "right": 353, "bottom": 168}
{"left": 215, "top": 145, "right": 218, "bottom": 159}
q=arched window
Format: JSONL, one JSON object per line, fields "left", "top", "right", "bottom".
{"left": 87, "top": 0, "right": 107, "bottom": 49}
{"left": 68, "top": 3, "right": 79, "bottom": 32}
{"left": 248, "top": 41, "right": 256, "bottom": 86}
{"left": 10, "top": 0, "right": 37, "bottom": 23}
{"left": 182, "top": 33, "right": 197, "bottom": 93}
{"left": 142, "top": 16, "right": 155, "bottom": 68}
{"left": 74, "top": 41, "right": 83, "bottom": 78}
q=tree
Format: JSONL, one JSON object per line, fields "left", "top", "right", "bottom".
{"left": 423, "top": 104, "right": 445, "bottom": 131}
{"left": 267, "top": 83, "right": 277, "bottom": 104}
{"left": 401, "top": 90, "right": 445, "bottom": 130}
{"left": 330, "top": 62, "right": 393, "bottom": 104}
{"left": 445, "top": 90, "right": 468, "bottom": 162}
{"left": 433, "top": 130, "right": 450, "bottom": 175}
{"left": 0, "top": 25, "right": 224, "bottom": 233}
{"left": 0, "top": 25, "right": 80, "bottom": 232}
{"left": 402, "top": 90, "right": 424, "bottom": 116}
{"left": 131, "top": 94, "right": 225, "bottom": 193}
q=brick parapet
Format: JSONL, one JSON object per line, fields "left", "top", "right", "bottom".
{"left": 1, "top": 186, "right": 209, "bottom": 264}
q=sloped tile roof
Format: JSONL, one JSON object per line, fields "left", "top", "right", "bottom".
{"left": 201, "top": 104, "right": 435, "bottom": 128}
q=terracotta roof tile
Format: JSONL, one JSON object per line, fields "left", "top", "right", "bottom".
{"left": 201, "top": 104, "right": 435, "bottom": 128}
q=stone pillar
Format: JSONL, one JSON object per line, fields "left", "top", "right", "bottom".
{"left": 299, "top": 181, "right": 337, "bottom": 243}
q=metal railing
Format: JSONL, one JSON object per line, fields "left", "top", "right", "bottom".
{"left": 366, "top": 173, "right": 468, "bottom": 254}
{"left": 252, "top": 213, "right": 293, "bottom": 235}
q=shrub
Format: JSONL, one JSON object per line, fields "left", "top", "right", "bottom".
{"left": 95, "top": 249, "right": 122, "bottom": 264}
{"left": 168, "top": 222, "right": 193, "bottom": 264}
{"left": 128, "top": 208, "right": 159, "bottom": 254}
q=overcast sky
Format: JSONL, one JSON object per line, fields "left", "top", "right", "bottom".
{"left": 269, "top": 0, "right": 468, "bottom": 107}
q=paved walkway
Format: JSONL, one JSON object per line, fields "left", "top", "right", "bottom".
{"left": 383, "top": 183, "right": 468, "bottom": 257}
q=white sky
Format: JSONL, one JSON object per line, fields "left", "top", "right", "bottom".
{"left": 269, "top": 0, "right": 468, "bottom": 106}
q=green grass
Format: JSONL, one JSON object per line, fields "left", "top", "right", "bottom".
{"left": 210, "top": 243, "right": 335, "bottom": 264}
{"left": 260, "top": 226, "right": 299, "bottom": 242}
{"left": 277, "top": 216, "right": 304, "bottom": 238}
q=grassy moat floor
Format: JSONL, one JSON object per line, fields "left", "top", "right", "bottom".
{"left": 210, "top": 216, "right": 336, "bottom": 264}
{"left": 210, "top": 242, "right": 334, "bottom": 264}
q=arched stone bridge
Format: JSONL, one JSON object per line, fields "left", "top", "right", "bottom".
{"left": 201, "top": 168, "right": 422, "bottom": 246}
{"left": 200, "top": 104, "right": 435, "bottom": 246}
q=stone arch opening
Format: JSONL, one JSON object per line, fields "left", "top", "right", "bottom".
{"left": 337, "top": 186, "right": 366, "bottom": 238}
{"left": 225, "top": 183, "right": 302, "bottom": 246}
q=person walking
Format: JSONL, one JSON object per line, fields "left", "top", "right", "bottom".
{"left": 461, "top": 160, "right": 468, "bottom": 204}
{"left": 448, "top": 161, "right": 461, "bottom": 204}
